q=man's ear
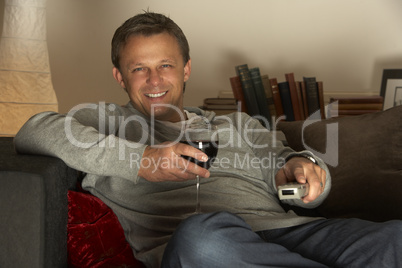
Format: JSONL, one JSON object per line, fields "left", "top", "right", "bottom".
{"left": 112, "top": 67, "right": 126, "bottom": 89}
{"left": 183, "top": 59, "right": 191, "bottom": 82}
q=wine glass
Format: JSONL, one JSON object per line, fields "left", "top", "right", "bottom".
{"left": 180, "top": 118, "right": 219, "bottom": 213}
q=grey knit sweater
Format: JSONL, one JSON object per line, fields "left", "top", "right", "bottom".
{"left": 14, "top": 102, "right": 330, "bottom": 267}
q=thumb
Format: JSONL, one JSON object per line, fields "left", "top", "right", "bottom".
{"left": 293, "top": 166, "right": 307, "bottom": 184}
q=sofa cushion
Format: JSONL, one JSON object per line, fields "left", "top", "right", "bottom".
{"left": 278, "top": 105, "right": 402, "bottom": 222}
{"left": 67, "top": 190, "right": 144, "bottom": 268}
{"left": 1, "top": 137, "right": 78, "bottom": 268}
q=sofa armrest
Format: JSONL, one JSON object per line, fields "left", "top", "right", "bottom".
{"left": 0, "top": 137, "right": 79, "bottom": 268}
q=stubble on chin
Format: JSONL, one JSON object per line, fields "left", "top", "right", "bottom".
{"left": 152, "top": 106, "right": 186, "bottom": 122}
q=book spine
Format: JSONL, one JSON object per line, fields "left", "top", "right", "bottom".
{"left": 249, "top": 67, "right": 272, "bottom": 127}
{"left": 269, "top": 78, "right": 284, "bottom": 119}
{"left": 235, "top": 64, "right": 260, "bottom": 116}
{"left": 278, "top": 82, "right": 295, "bottom": 121}
{"left": 203, "top": 104, "right": 239, "bottom": 110}
{"left": 317, "top": 81, "right": 325, "bottom": 119}
{"left": 298, "top": 81, "right": 309, "bottom": 118}
{"left": 327, "top": 109, "right": 381, "bottom": 118}
{"left": 285, "top": 73, "right": 304, "bottom": 121}
{"left": 229, "top": 76, "right": 248, "bottom": 113}
{"left": 303, "top": 77, "right": 320, "bottom": 115}
{"left": 329, "top": 96, "right": 384, "bottom": 104}
{"left": 329, "top": 103, "right": 384, "bottom": 110}
{"left": 261, "top": 74, "right": 276, "bottom": 118}
{"left": 203, "top": 98, "right": 237, "bottom": 105}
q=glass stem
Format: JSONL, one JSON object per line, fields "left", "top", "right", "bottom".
{"left": 195, "top": 175, "right": 201, "bottom": 213}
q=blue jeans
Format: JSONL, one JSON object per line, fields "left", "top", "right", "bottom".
{"left": 161, "top": 211, "right": 402, "bottom": 268}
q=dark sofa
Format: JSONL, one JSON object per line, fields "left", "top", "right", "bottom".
{"left": 0, "top": 137, "right": 142, "bottom": 268}
{"left": 0, "top": 137, "right": 78, "bottom": 268}
{"left": 1, "top": 105, "right": 401, "bottom": 267}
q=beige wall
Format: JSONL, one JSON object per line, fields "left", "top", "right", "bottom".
{"left": 0, "top": 1, "right": 3, "bottom": 45}
{"left": 2, "top": 0, "right": 402, "bottom": 113}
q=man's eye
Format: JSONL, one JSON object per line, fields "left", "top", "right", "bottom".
{"left": 161, "top": 64, "right": 171, "bottom": 68}
{"left": 133, "top": 67, "right": 144, "bottom": 72}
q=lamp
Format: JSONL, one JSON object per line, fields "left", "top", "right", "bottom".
{"left": 0, "top": 0, "right": 58, "bottom": 137}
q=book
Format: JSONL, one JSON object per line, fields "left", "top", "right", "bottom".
{"left": 285, "top": 73, "right": 304, "bottom": 121}
{"left": 317, "top": 81, "right": 325, "bottom": 119}
{"left": 327, "top": 95, "right": 384, "bottom": 117}
{"left": 229, "top": 76, "right": 248, "bottom": 113}
{"left": 327, "top": 109, "right": 381, "bottom": 117}
{"left": 218, "top": 90, "right": 234, "bottom": 98}
{"left": 261, "top": 74, "right": 276, "bottom": 118}
{"left": 329, "top": 103, "right": 384, "bottom": 110}
{"left": 269, "top": 78, "right": 284, "bottom": 119}
{"left": 235, "top": 64, "right": 260, "bottom": 116}
{"left": 329, "top": 96, "right": 384, "bottom": 104}
{"left": 203, "top": 98, "right": 237, "bottom": 106}
{"left": 303, "top": 77, "right": 320, "bottom": 116}
{"left": 298, "top": 81, "right": 309, "bottom": 118}
{"left": 202, "top": 98, "right": 238, "bottom": 110}
{"left": 278, "top": 82, "right": 295, "bottom": 121}
{"left": 249, "top": 67, "right": 272, "bottom": 126}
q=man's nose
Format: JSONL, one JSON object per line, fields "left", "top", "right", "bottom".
{"left": 147, "top": 69, "right": 162, "bottom": 87}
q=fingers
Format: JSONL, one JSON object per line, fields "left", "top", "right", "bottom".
{"left": 302, "top": 165, "right": 326, "bottom": 203}
{"left": 174, "top": 142, "right": 208, "bottom": 163}
{"left": 175, "top": 154, "right": 210, "bottom": 179}
{"left": 274, "top": 168, "right": 289, "bottom": 188}
{"left": 138, "top": 142, "right": 210, "bottom": 182}
{"left": 277, "top": 156, "right": 326, "bottom": 203}
{"left": 173, "top": 142, "right": 210, "bottom": 178}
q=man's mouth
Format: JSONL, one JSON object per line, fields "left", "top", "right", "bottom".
{"left": 145, "top": 91, "right": 167, "bottom": 98}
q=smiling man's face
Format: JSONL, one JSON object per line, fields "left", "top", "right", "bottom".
{"left": 113, "top": 32, "right": 191, "bottom": 122}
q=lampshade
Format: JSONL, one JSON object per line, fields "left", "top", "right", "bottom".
{"left": 0, "top": 0, "right": 58, "bottom": 137}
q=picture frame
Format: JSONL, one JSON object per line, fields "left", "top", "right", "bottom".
{"left": 380, "top": 69, "right": 402, "bottom": 110}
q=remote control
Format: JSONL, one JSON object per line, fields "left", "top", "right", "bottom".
{"left": 278, "top": 183, "right": 309, "bottom": 200}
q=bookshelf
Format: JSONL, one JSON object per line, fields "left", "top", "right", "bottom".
{"left": 228, "top": 68, "right": 327, "bottom": 123}
{"left": 202, "top": 68, "right": 384, "bottom": 122}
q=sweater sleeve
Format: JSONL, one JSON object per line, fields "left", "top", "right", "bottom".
{"left": 242, "top": 114, "right": 331, "bottom": 209}
{"left": 275, "top": 150, "right": 332, "bottom": 209}
{"left": 14, "top": 106, "right": 147, "bottom": 184}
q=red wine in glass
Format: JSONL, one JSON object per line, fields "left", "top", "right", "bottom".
{"left": 180, "top": 140, "right": 219, "bottom": 169}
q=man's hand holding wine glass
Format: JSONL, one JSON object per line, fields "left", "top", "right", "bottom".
{"left": 138, "top": 141, "right": 210, "bottom": 183}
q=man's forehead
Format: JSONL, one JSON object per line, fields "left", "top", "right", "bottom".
{"left": 123, "top": 34, "right": 181, "bottom": 57}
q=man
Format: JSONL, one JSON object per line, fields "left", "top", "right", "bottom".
{"left": 15, "top": 12, "right": 401, "bottom": 268}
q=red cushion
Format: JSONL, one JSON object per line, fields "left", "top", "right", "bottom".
{"left": 67, "top": 190, "right": 144, "bottom": 267}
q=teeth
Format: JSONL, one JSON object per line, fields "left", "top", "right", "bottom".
{"left": 146, "top": 91, "right": 167, "bottom": 98}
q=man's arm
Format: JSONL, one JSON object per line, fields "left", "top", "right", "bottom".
{"left": 15, "top": 108, "right": 210, "bottom": 183}
{"left": 240, "top": 113, "right": 331, "bottom": 208}
{"left": 14, "top": 110, "right": 147, "bottom": 183}
{"left": 138, "top": 142, "right": 210, "bottom": 182}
